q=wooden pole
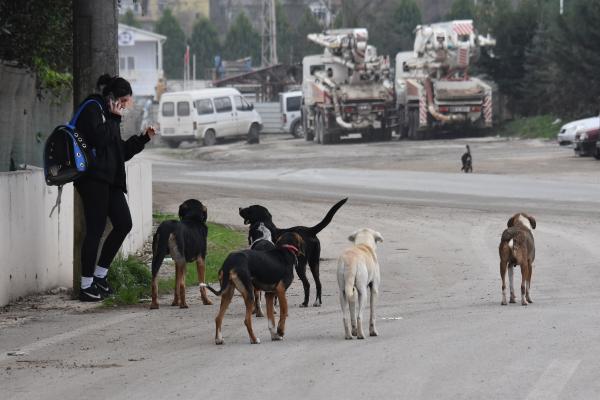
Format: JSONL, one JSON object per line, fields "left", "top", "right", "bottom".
{"left": 72, "top": 0, "right": 119, "bottom": 297}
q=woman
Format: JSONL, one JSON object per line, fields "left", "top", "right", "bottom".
{"left": 75, "top": 74, "right": 156, "bottom": 301}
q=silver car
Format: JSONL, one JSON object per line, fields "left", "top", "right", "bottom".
{"left": 557, "top": 116, "right": 600, "bottom": 146}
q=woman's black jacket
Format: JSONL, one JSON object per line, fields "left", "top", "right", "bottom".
{"left": 75, "top": 94, "right": 150, "bottom": 192}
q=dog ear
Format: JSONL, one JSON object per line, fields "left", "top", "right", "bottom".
{"left": 527, "top": 215, "right": 536, "bottom": 229}
{"left": 374, "top": 231, "right": 384, "bottom": 243}
{"left": 507, "top": 215, "right": 515, "bottom": 228}
{"left": 348, "top": 231, "right": 358, "bottom": 242}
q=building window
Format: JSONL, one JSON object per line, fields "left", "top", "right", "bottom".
{"left": 127, "top": 56, "right": 135, "bottom": 71}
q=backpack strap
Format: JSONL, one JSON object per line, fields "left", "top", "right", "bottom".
{"left": 67, "top": 99, "right": 104, "bottom": 129}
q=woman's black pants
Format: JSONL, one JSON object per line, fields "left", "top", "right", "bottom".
{"left": 75, "top": 179, "right": 132, "bottom": 278}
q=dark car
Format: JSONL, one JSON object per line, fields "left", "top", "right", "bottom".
{"left": 573, "top": 128, "right": 600, "bottom": 157}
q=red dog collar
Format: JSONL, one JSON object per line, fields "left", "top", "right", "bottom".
{"left": 281, "top": 244, "right": 299, "bottom": 256}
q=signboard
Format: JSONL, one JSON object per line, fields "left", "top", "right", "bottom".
{"left": 118, "top": 30, "right": 135, "bottom": 46}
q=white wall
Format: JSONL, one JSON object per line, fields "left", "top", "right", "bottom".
{"left": 0, "top": 169, "right": 74, "bottom": 306}
{"left": 0, "top": 159, "right": 153, "bottom": 306}
{"left": 120, "top": 41, "right": 160, "bottom": 97}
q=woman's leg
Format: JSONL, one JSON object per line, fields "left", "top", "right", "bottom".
{"left": 96, "top": 187, "right": 133, "bottom": 270}
{"left": 76, "top": 180, "right": 110, "bottom": 295}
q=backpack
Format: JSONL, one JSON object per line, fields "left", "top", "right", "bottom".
{"left": 44, "top": 99, "right": 103, "bottom": 217}
{"left": 44, "top": 99, "right": 103, "bottom": 186}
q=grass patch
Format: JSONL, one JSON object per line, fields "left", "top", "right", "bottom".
{"left": 495, "top": 115, "right": 560, "bottom": 139}
{"left": 104, "top": 213, "right": 246, "bottom": 306}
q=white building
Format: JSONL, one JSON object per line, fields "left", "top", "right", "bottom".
{"left": 118, "top": 24, "right": 166, "bottom": 98}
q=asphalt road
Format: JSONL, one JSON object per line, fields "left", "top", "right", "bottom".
{"left": 2, "top": 136, "right": 600, "bottom": 399}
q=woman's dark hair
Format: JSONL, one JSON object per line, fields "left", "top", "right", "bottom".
{"left": 96, "top": 74, "right": 133, "bottom": 98}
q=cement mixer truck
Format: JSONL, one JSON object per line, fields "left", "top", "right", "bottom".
{"left": 301, "top": 29, "right": 396, "bottom": 144}
{"left": 395, "top": 20, "right": 496, "bottom": 139}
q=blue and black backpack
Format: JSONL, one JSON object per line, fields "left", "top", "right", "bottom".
{"left": 43, "top": 99, "right": 103, "bottom": 186}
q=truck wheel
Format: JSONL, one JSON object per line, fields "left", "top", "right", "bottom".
{"left": 407, "top": 109, "right": 418, "bottom": 140}
{"left": 165, "top": 139, "right": 180, "bottom": 149}
{"left": 594, "top": 146, "right": 600, "bottom": 160}
{"left": 247, "top": 123, "right": 260, "bottom": 144}
{"left": 291, "top": 120, "right": 304, "bottom": 138}
{"left": 320, "top": 112, "right": 334, "bottom": 145}
{"left": 203, "top": 130, "right": 216, "bottom": 146}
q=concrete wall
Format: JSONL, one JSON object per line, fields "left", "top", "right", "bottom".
{"left": 0, "top": 169, "right": 74, "bottom": 306}
{"left": 0, "top": 159, "right": 152, "bottom": 306}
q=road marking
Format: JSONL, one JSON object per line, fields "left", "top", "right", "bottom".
{"left": 525, "top": 359, "right": 581, "bottom": 400}
{"left": 0, "top": 312, "right": 135, "bottom": 364}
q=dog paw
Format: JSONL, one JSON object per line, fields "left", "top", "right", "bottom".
{"left": 357, "top": 334, "right": 365, "bottom": 340}
{"left": 369, "top": 330, "right": 379, "bottom": 337}
{"left": 312, "top": 302, "right": 322, "bottom": 307}
{"left": 271, "top": 334, "right": 283, "bottom": 341}
{"left": 345, "top": 335, "right": 353, "bottom": 340}
{"left": 251, "top": 338, "right": 261, "bottom": 344}
{"left": 171, "top": 301, "right": 179, "bottom": 307}
{"left": 526, "top": 297, "right": 533, "bottom": 304}
{"left": 256, "top": 311, "right": 265, "bottom": 318}
{"left": 521, "top": 301, "right": 528, "bottom": 306}
{"left": 299, "top": 303, "right": 308, "bottom": 308}
{"left": 150, "top": 303, "right": 159, "bottom": 310}
{"left": 215, "top": 338, "right": 224, "bottom": 345}
{"left": 509, "top": 298, "right": 516, "bottom": 304}
{"left": 180, "top": 303, "right": 189, "bottom": 309}
{"left": 501, "top": 300, "right": 507, "bottom": 306}
{"left": 351, "top": 328, "right": 358, "bottom": 336}
{"left": 201, "top": 298, "right": 213, "bottom": 306}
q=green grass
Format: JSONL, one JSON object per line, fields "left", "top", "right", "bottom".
{"left": 103, "top": 213, "right": 246, "bottom": 306}
{"left": 495, "top": 115, "right": 560, "bottom": 139}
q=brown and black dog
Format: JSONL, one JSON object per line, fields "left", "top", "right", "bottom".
{"left": 499, "top": 213, "right": 536, "bottom": 306}
{"left": 150, "top": 199, "right": 212, "bottom": 309}
{"left": 202, "top": 232, "right": 304, "bottom": 345}
{"left": 239, "top": 198, "right": 347, "bottom": 307}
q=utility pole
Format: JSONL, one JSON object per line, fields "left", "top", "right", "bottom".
{"left": 261, "top": 0, "right": 277, "bottom": 66}
{"left": 72, "top": 0, "right": 119, "bottom": 296}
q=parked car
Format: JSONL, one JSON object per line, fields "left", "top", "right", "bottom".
{"left": 158, "top": 88, "right": 262, "bottom": 147}
{"left": 279, "top": 90, "right": 303, "bottom": 138}
{"left": 557, "top": 116, "right": 599, "bottom": 146}
{"left": 573, "top": 126, "right": 600, "bottom": 157}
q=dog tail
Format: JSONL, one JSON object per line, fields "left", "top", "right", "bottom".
{"left": 151, "top": 230, "right": 169, "bottom": 278}
{"left": 199, "top": 270, "right": 228, "bottom": 296}
{"left": 308, "top": 198, "right": 348, "bottom": 236}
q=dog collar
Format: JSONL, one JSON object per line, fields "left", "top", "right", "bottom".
{"left": 281, "top": 244, "right": 299, "bottom": 256}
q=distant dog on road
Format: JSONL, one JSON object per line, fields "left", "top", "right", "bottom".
{"left": 337, "top": 228, "right": 383, "bottom": 340}
{"left": 239, "top": 198, "right": 348, "bottom": 307}
{"left": 461, "top": 145, "right": 473, "bottom": 173}
{"left": 150, "top": 199, "right": 212, "bottom": 309}
{"left": 499, "top": 213, "right": 536, "bottom": 306}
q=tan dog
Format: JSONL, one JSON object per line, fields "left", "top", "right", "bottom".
{"left": 337, "top": 228, "right": 383, "bottom": 340}
{"left": 499, "top": 213, "right": 536, "bottom": 306}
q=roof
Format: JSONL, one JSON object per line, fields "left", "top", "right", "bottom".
{"left": 118, "top": 23, "right": 166, "bottom": 43}
{"left": 160, "top": 88, "right": 242, "bottom": 99}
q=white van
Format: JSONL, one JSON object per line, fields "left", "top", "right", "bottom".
{"left": 158, "top": 88, "right": 262, "bottom": 147}
{"left": 279, "top": 91, "right": 303, "bottom": 137}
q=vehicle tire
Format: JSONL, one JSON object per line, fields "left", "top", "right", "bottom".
{"left": 304, "top": 111, "right": 314, "bottom": 141}
{"left": 407, "top": 109, "right": 419, "bottom": 140}
{"left": 291, "top": 120, "right": 304, "bottom": 138}
{"left": 321, "top": 112, "right": 334, "bottom": 145}
{"left": 165, "top": 139, "right": 180, "bottom": 149}
{"left": 594, "top": 146, "right": 600, "bottom": 160}
{"left": 247, "top": 123, "right": 260, "bottom": 144}
{"left": 203, "top": 130, "right": 216, "bottom": 146}
{"left": 315, "top": 111, "right": 322, "bottom": 144}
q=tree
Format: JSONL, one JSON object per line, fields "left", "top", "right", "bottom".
{"left": 223, "top": 12, "right": 260, "bottom": 65}
{"left": 292, "top": 9, "right": 323, "bottom": 62}
{"left": 120, "top": 9, "right": 141, "bottom": 28}
{"left": 446, "top": 0, "right": 475, "bottom": 20}
{"left": 390, "top": 0, "right": 422, "bottom": 53}
{"left": 276, "top": 0, "right": 293, "bottom": 64}
{"left": 156, "top": 9, "right": 186, "bottom": 79}
{"left": 189, "top": 16, "right": 220, "bottom": 79}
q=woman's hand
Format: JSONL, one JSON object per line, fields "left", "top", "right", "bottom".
{"left": 145, "top": 125, "right": 157, "bottom": 138}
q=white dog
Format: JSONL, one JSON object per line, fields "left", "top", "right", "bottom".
{"left": 337, "top": 228, "right": 383, "bottom": 340}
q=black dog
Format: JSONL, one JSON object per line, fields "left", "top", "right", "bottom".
{"left": 461, "top": 145, "right": 473, "bottom": 173}
{"left": 202, "top": 232, "right": 304, "bottom": 345}
{"left": 239, "top": 198, "right": 348, "bottom": 307}
{"left": 150, "top": 199, "right": 212, "bottom": 309}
